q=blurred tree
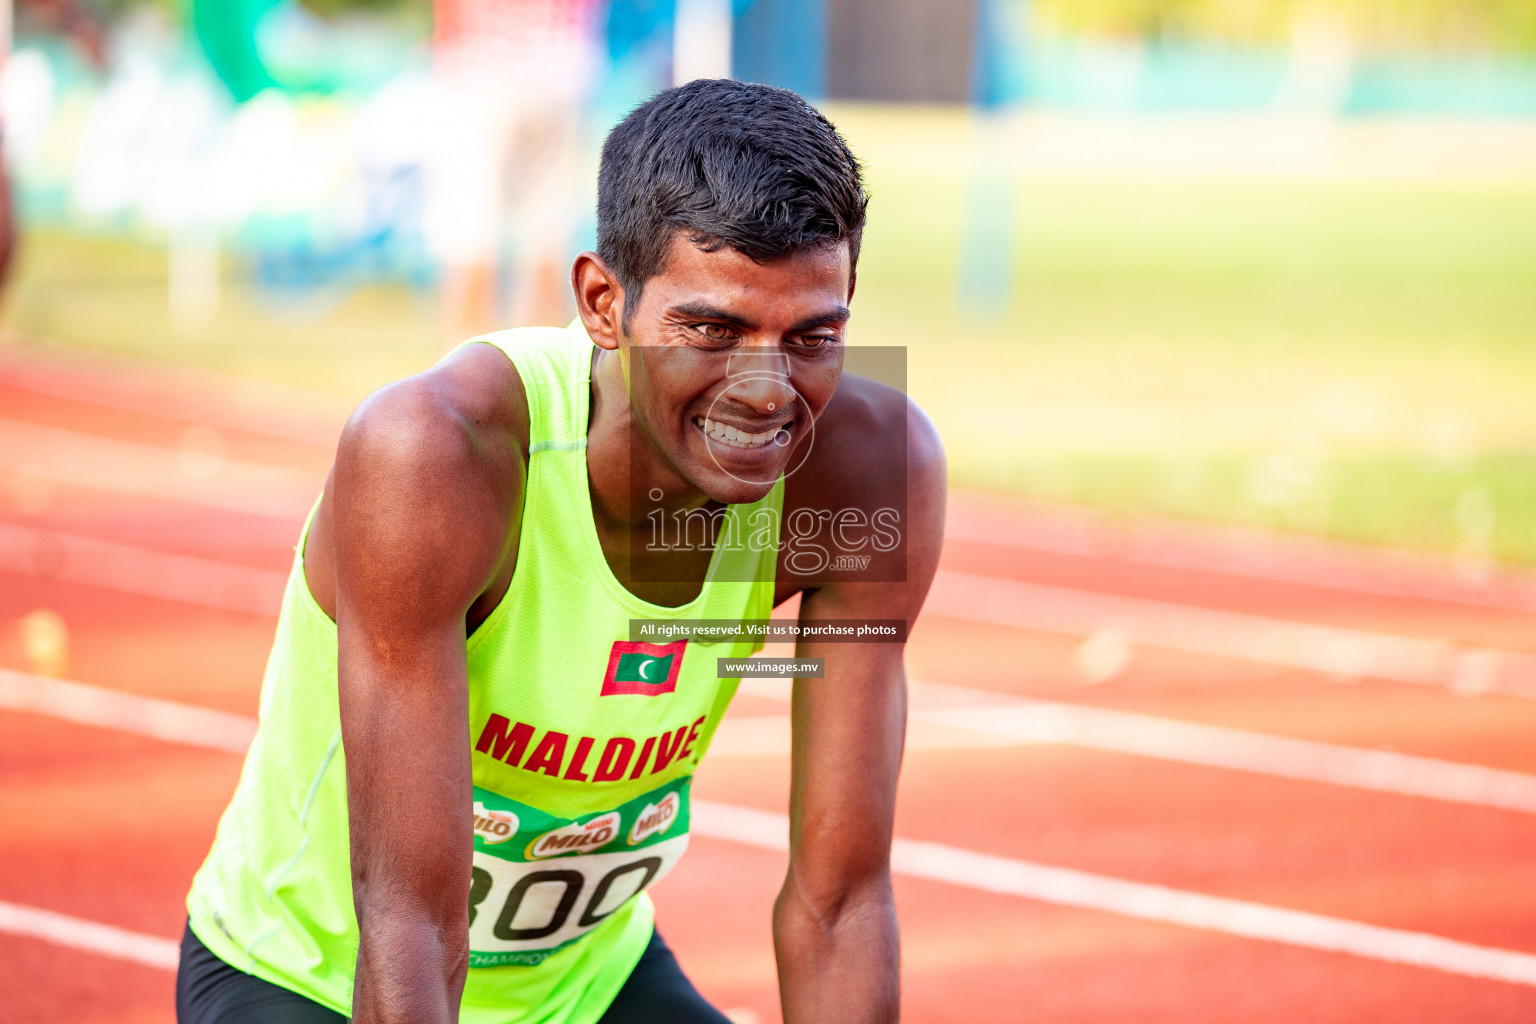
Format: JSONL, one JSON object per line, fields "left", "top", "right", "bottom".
{"left": 185, "top": 0, "right": 279, "bottom": 100}
{"left": 15, "top": 0, "right": 108, "bottom": 62}
{"left": 296, "top": 0, "right": 428, "bottom": 17}
{"left": 1033, "top": 0, "right": 1536, "bottom": 55}
{"left": 54, "top": 0, "right": 1536, "bottom": 54}
{"left": 60, "top": 0, "right": 430, "bottom": 24}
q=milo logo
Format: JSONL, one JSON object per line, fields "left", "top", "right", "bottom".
{"left": 628, "top": 792, "right": 680, "bottom": 846}
{"left": 473, "top": 802, "right": 519, "bottom": 846}
{"left": 526, "top": 811, "right": 621, "bottom": 860}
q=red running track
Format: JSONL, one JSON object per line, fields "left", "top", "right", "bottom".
{"left": 3, "top": 353, "right": 1536, "bottom": 1023}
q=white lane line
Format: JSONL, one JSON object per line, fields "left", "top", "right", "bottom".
{"left": 709, "top": 714, "right": 1023, "bottom": 758}
{"left": 7, "top": 671, "right": 1536, "bottom": 987}
{"left": 0, "top": 521, "right": 290, "bottom": 614}
{"left": 0, "top": 899, "right": 180, "bottom": 969}
{"left": 0, "top": 669, "right": 257, "bottom": 754}
{"left": 4, "top": 346, "right": 1529, "bottom": 615}
{"left": 692, "top": 800, "right": 1536, "bottom": 987}
{"left": 925, "top": 701, "right": 1536, "bottom": 814}
{"left": 5, "top": 408, "right": 1532, "bottom": 700}
{"left": 0, "top": 349, "right": 348, "bottom": 446}
{"left": 7, "top": 811, "right": 1536, "bottom": 992}
{"left": 0, "top": 418, "right": 319, "bottom": 521}
{"left": 948, "top": 491, "right": 1536, "bottom": 614}
{"left": 928, "top": 569, "right": 1536, "bottom": 698}
{"left": 10, "top": 663, "right": 1536, "bottom": 818}
{"left": 8, "top": 515, "right": 1536, "bottom": 702}
{"left": 730, "top": 679, "right": 1536, "bottom": 814}
{"left": 4, "top": 353, "right": 1527, "bottom": 612}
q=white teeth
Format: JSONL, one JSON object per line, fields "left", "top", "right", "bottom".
{"left": 697, "top": 417, "right": 789, "bottom": 449}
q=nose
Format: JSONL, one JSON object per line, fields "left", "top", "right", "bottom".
{"left": 724, "top": 372, "right": 798, "bottom": 417}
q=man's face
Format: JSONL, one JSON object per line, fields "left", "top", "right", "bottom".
{"left": 618, "top": 233, "right": 852, "bottom": 505}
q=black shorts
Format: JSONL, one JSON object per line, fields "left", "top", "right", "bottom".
{"left": 176, "top": 921, "right": 733, "bottom": 1024}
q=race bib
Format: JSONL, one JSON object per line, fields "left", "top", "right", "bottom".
{"left": 467, "top": 778, "right": 691, "bottom": 967}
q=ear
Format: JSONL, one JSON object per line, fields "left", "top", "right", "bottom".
{"left": 572, "top": 252, "right": 625, "bottom": 351}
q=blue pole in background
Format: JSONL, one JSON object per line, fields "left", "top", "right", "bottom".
{"left": 731, "top": 0, "right": 826, "bottom": 100}
{"left": 958, "top": 0, "right": 1021, "bottom": 319}
{"left": 970, "top": 0, "right": 1013, "bottom": 108}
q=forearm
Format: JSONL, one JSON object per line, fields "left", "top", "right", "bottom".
{"left": 773, "top": 872, "right": 900, "bottom": 1024}
{"left": 341, "top": 655, "right": 473, "bottom": 1024}
{"left": 351, "top": 910, "right": 469, "bottom": 1024}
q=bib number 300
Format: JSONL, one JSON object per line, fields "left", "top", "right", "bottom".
{"left": 466, "top": 836, "right": 688, "bottom": 966}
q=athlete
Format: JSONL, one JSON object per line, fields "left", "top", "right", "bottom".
{"left": 178, "top": 79, "right": 945, "bottom": 1024}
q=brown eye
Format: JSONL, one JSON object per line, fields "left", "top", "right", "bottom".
{"left": 697, "top": 323, "right": 732, "bottom": 341}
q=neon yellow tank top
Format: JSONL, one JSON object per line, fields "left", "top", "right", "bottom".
{"left": 187, "top": 324, "right": 782, "bottom": 1022}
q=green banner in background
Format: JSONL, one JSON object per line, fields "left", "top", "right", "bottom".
{"left": 189, "top": 0, "right": 282, "bottom": 102}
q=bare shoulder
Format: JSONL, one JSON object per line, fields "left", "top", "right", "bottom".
{"left": 776, "top": 372, "right": 945, "bottom": 601}
{"left": 305, "top": 342, "right": 530, "bottom": 621}
{"left": 342, "top": 341, "right": 529, "bottom": 459}
{"left": 789, "top": 372, "right": 945, "bottom": 512}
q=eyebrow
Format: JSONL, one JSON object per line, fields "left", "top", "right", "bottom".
{"left": 788, "top": 307, "right": 852, "bottom": 333}
{"left": 667, "top": 301, "right": 851, "bottom": 335}
{"left": 668, "top": 302, "right": 754, "bottom": 330}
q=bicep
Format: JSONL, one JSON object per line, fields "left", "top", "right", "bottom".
{"left": 333, "top": 385, "right": 521, "bottom": 921}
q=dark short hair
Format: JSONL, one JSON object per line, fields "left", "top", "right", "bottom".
{"left": 596, "top": 79, "right": 868, "bottom": 324}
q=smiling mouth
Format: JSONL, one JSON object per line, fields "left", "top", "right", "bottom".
{"left": 693, "top": 416, "right": 794, "bottom": 450}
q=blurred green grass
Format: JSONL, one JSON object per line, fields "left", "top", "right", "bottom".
{"left": 840, "top": 111, "right": 1536, "bottom": 564}
{"left": 0, "top": 229, "right": 447, "bottom": 396}
{"left": 5, "top": 109, "right": 1536, "bottom": 563}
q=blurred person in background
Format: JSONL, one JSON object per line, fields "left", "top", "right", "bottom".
{"left": 430, "top": 0, "right": 599, "bottom": 339}
{"left": 13, "top": 0, "right": 105, "bottom": 64}
{"left": 1, "top": 0, "right": 107, "bottom": 286}
{"left": 0, "top": 130, "right": 14, "bottom": 287}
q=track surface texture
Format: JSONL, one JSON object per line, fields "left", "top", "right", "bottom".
{"left": 3, "top": 349, "right": 1536, "bottom": 1023}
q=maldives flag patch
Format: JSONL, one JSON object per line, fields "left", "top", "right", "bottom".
{"left": 601, "top": 640, "right": 687, "bottom": 697}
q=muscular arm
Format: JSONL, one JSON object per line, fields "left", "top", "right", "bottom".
{"left": 774, "top": 395, "right": 946, "bottom": 1024}
{"left": 331, "top": 368, "right": 523, "bottom": 1024}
